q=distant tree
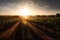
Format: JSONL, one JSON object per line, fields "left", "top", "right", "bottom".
{"left": 51, "top": 15, "right": 55, "bottom": 17}
{"left": 36, "top": 15, "right": 40, "bottom": 17}
{"left": 56, "top": 13, "right": 60, "bottom": 17}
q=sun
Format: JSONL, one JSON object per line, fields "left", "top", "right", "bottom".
{"left": 19, "top": 7, "right": 31, "bottom": 16}
{"left": 20, "top": 8, "right": 30, "bottom": 16}
{"left": 17, "top": 6, "right": 35, "bottom": 19}
{"left": 17, "top": 7, "right": 32, "bottom": 19}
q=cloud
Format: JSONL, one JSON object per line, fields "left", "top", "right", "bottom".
{"left": 0, "top": 0, "right": 60, "bottom": 10}
{"left": 0, "top": 0, "right": 22, "bottom": 7}
{"left": 32, "top": 0, "right": 60, "bottom": 10}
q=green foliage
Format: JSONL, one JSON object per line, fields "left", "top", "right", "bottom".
{"left": 0, "top": 16, "right": 19, "bottom": 25}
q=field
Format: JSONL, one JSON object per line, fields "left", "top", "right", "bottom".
{"left": 0, "top": 15, "right": 60, "bottom": 40}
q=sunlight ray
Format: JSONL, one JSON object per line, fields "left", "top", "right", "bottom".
{"left": 31, "top": 22, "right": 60, "bottom": 35}
{"left": 0, "top": 21, "right": 20, "bottom": 39}
{"left": 27, "top": 22, "right": 54, "bottom": 40}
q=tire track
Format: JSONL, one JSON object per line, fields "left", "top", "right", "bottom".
{"left": 27, "top": 21, "right": 54, "bottom": 40}
{"left": 0, "top": 21, "right": 20, "bottom": 39}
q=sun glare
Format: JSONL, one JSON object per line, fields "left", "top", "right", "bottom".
{"left": 17, "top": 7, "right": 32, "bottom": 19}
{"left": 21, "top": 9, "right": 30, "bottom": 16}
{"left": 17, "top": 5, "right": 36, "bottom": 19}
{"left": 19, "top": 7, "right": 31, "bottom": 16}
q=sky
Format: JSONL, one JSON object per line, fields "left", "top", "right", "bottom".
{"left": 0, "top": 0, "right": 60, "bottom": 15}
